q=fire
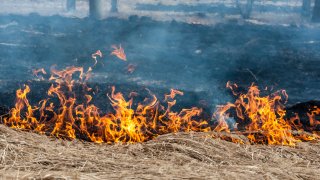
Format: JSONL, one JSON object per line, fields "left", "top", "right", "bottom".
{"left": 1, "top": 52, "right": 319, "bottom": 145}
{"left": 111, "top": 44, "right": 127, "bottom": 61}
{"left": 32, "top": 68, "right": 47, "bottom": 80}
{"left": 289, "top": 106, "right": 320, "bottom": 138}
{"left": 91, "top": 50, "right": 103, "bottom": 66}
{"left": 4, "top": 85, "right": 42, "bottom": 130}
{"left": 3, "top": 66, "right": 209, "bottom": 143}
{"left": 214, "top": 82, "right": 318, "bottom": 146}
{"left": 164, "top": 89, "right": 184, "bottom": 101}
{"left": 307, "top": 107, "right": 320, "bottom": 133}
{"left": 2, "top": 71, "right": 320, "bottom": 145}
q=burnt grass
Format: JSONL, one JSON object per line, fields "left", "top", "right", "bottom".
{"left": 0, "top": 14, "right": 319, "bottom": 134}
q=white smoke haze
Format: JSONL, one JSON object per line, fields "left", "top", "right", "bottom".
{"left": 0, "top": 0, "right": 317, "bottom": 25}
{"left": 0, "top": 0, "right": 319, "bottom": 109}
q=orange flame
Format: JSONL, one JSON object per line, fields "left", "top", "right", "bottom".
{"left": 3, "top": 66, "right": 209, "bottom": 143}
{"left": 3, "top": 76, "right": 319, "bottom": 145}
{"left": 164, "top": 89, "right": 184, "bottom": 102}
{"left": 3, "top": 54, "right": 320, "bottom": 146}
{"left": 307, "top": 107, "right": 320, "bottom": 132}
{"left": 214, "top": 82, "right": 318, "bottom": 146}
{"left": 32, "top": 68, "right": 47, "bottom": 80}
{"left": 111, "top": 44, "right": 127, "bottom": 61}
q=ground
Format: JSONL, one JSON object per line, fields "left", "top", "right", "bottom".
{"left": 0, "top": 125, "right": 319, "bottom": 179}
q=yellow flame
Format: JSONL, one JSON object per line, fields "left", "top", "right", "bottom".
{"left": 2, "top": 65, "right": 319, "bottom": 145}
{"left": 214, "top": 82, "right": 318, "bottom": 146}
{"left": 4, "top": 66, "right": 209, "bottom": 143}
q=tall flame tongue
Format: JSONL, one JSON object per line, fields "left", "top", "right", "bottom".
{"left": 4, "top": 85, "right": 43, "bottom": 131}
{"left": 214, "top": 82, "right": 318, "bottom": 146}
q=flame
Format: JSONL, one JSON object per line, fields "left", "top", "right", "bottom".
{"left": 290, "top": 106, "right": 320, "bottom": 138}
{"left": 32, "top": 68, "right": 47, "bottom": 80}
{"left": 164, "top": 89, "right": 184, "bottom": 101}
{"left": 91, "top": 50, "right": 103, "bottom": 67}
{"left": 307, "top": 107, "right": 320, "bottom": 133}
{"left": 214, "top": 82, "right": 318, "bottom": 146}
{"left": 3, "top": 85, "right": 43, "bottom": 131}
{"left": 3, "top": 74, "right": 319, "bottom": 145}
{"left": 2, "top": 51, "right": 319, "bottom": 145}
{"left": 3, "top": 66, "right": 209, "bottom": 143}
{"left": 111, "top": 44, "right": 127, "bottom": 61}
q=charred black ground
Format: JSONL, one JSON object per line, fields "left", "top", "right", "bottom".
{"left": 0, "top": 14, "right": 319, "bottom": 121}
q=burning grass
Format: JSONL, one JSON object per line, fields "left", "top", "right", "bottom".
{"left": 214, "top": 82, "right": 319, "bottom": 145}
{"left": 0, "top": 49, "right": 319, "bottom": 146}
{"left": 2, "top": 66, "right": 211, "bottom": 143}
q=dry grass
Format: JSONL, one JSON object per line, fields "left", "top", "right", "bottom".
{"left": 0, "top": 125, "right": 318, "bottom": 179}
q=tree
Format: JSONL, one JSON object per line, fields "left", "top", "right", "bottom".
{"left": 89, "top": 0, "right": 118, "bottom": 19}
{"left": 302, "top": 0, "right": 311, "bottom": 17}
{"left": 236, "top": 0, "right": 254, "bottom": 19}
{"left": 66, "top": 0, "right": 76, "bottom": 12}
{"left": 90, "top": 0, "right": 107, "bottom": 19}
{"left": 312, "top": 0, "right": 320, "bottom": 22}
{"left": 111, "top": 0, "right": 118, "bottom": 13}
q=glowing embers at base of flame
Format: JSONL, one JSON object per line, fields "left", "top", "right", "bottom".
{"left": 214, "top": 82, "right": 318, "bottom": 146}
{"left": 3, "top": 66, "right": 209, "bottom": 143}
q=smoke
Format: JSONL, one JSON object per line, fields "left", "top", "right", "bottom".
{"left": 0, "top": 0, "right": 319, "bottom": 112}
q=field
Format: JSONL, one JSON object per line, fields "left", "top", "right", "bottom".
{"left": 0, "top": 1, "right": 319, "bottom": 179}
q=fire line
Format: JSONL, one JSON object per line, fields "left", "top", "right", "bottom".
{"left": 1, "top": 51, "right": 319, "bottom": 146}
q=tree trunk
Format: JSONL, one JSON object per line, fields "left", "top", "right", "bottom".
{"left": 312, "top": 0, "right": 320, "bottom": 22}
{"left": 66, "top": 0, "right": 76, "bottom": 12}
{"left": 236, "top": 0, "right": 254, "bottom": 19}
{"left": 302, "top": 0, "right": 311, "bottom": 17}
{"left": 89, "top": 0, "right": 109, "bottom": 19}
{"left": 111, "top": 0, "right": 118, "bottom": 13}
